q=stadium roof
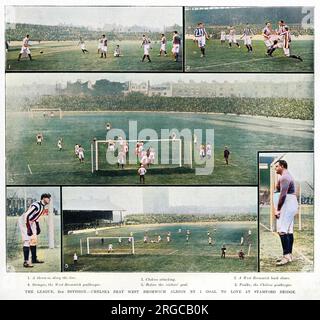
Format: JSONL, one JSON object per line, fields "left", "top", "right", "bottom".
{"left": 63, "top": 195, "right": 125, "bottom": 212}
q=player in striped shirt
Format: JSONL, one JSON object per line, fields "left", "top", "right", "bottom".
{"left": 267, "top": 26, "right": 302, "bottom": 61}
{"left": 194, "top": 22, "right": 209, "bottom": 57}
{"left": 18, "top": 193, "right": 51, "bottom": 268}
{"left": 158, "top": 34, "right": 167, "bottom": 56}
{"left": 228, "top": 26, "right": 240, "bottom": 48}
{"left": 172, "top": 31, "right": 181, "bottom": 62}
{"left": 262, "top": 22, "right": 273, "bottom": 50}
{"left": 240, "top": 24, "right": 254, "bottom": 52}
{"left": 17, "top": 34, "right": 32, "bottom": 61}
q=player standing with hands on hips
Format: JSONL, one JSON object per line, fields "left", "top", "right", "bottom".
{"left": 273, "top": 160, "right": 298, "bottom": 266}
{"left": 18, "top": 193, "right": 51, "bottom": 268}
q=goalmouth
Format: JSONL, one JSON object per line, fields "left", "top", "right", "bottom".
{"left": 81, "top": 237, "right": 135, "bottom": 255}
{"left": 29, "top": 108, "right": 63, "bottom": 119}
{"left": 91, "top": 138, "right": 193, "bottom": 173}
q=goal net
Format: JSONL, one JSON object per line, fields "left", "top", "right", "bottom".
{"left": 92, "top": 138, "right": 192, "bottom": 172}
{"left": 83, "top": 237, "right": 135, "bottom": 255}
{"left": 30, "top": 108, "right": 63, "bottom": 119}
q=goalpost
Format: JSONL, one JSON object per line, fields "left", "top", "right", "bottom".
{"left": 92, "top": 138, "right": 187, "bottom": 172}
{"left": 83, "top": 237, "right": 135, "bottom": 255}
{"left": 29, "top": 108, "right": 63, "bottom": 119}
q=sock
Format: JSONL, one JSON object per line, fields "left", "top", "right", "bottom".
{"left": 23, "top": 246, "right": 30, "bottom": 262}
{"left": 246, "top": 45, "right": 249, "bottom": 51}
{"left": 202, "top": 48, "right": 205, "bottom": 56}
{"left": 28, "top": 54, "right": 32, "bottom": 60}
{"left": 229, "top": 42, "right": 231, "bottom": 47}
{"left": 269, "top": 47, "right": 276, "bottom": 55}
{"left": 147, "top": 55, "right": 151, "bottom": 62}
{"left": 175, "top": 54, "right": 179, "bottom": 61}
{"left": 288, "top": 233, "right": 294, "bottom": 254}
{"left": 142, "top": 55, "right": 145, "bottom": 61}
{"left": 164, "top": 51, "right": 167, "bottom": 54}
{"left": 250, "top": 45, "right": 253, "bottom": 51}
{"left": 280, "top": 234, "right": 290, "bottom": 255}
{"left": 30, "top": 245, "right": 37, "bottom": 262}
{"left": 236, "top": 43, "right": 240, "bottom": 47}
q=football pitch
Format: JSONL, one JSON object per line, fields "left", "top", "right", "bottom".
{"left": 6, "top": 111, "right": 313, "bottom": 185}
{"left": 6, "top": 40, "right": 182, "bottom": 72}
{"left": 185, "top": 40, "right": 314, "bottom": 72}
{"left": 63, "top": 221, "right": 257, "bottom": 272}
{"left": 259, "top": 206, "right": 314, "bottom": 272}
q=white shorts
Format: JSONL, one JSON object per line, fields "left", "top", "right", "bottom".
{"left": 160, "top": 43, "right": 166, "bottom": 51}
{"left": 264, "top": 39, "right": 273, "bottom": 48}
{"left": 98, "top": 43, "right": 102, "bottom": 49}
{"left": 101, "top": 45, "right": 107, "bottom": 53}
{"left": 80, "top": 44, "right": 86, "bottom": 50}
{"left": 37, "top": 138, "right": 42, "bottom": 143}
{"left": 78, "top": 152, "right": 84, "bottom": 159}
{"left": 220, "top": 35, "right": 226, "bottom": 41}
{"left": 109, "top": 146, "right": 115, "bottom": 152}
{"left": 18, "top": 216, "right": 36, "bottom": 246}
{"left": 229, "top": 35, "right": 237, "bottom": 43}
{"left": 143, "top": 45, "right": 150, "bottom": 55}
{"left": 172, "top": 44, "right": 180, "bottom": 54}
{"left": 196, "top": 36, "right": 206, "bottom": 48}
{"left": 20, "top": 46, "right": 31, "bottom": 55}
{"left": 283, "top": 47, "right": 290, "bottom": 56}
{"left": 243, "top": 36, "right": 252, "bottom": 45}
{"left": 275, "top": 194, "right": 298, "bottom": 234}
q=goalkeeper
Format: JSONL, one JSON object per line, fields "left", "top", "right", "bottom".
{"left": 18, "top": 193, "right": 51, "bottom": 268}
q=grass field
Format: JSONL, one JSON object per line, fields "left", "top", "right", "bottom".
{"left": 6, "top": 215, "right": 61, "bottom": 272}
{"left": 186, "top": 40, "right": 313, "bottom": 72}
{"left": 259, "top": 205, "right": 314, "bottom": 272}
{"left": 6, "top": 40, "right": 182, "bottom": 72}
{"left": 6, "top": 111, "right": 313, "bottom": 185}
{"left": 63, "top": 221, "right": 257, "bottom": 272}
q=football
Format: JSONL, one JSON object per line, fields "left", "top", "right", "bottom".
{"left": 40, "top": 50, "right": 44, "bottom": 54}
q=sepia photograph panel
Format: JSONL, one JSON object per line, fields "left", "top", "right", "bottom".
{"left": 185, "top": 6, "right": 314, "bottom": 72}
{"left": 5, "top": 6, "right": 183, "bottom": 72}
{"left": 259, "top": 152, "right": 314, "bottom": 272}
{"left": 62, "top": 186, "right": 258, "bottom": 272}
{"left": 6, "top": 73, "right": 313, "bottom": 185}
{"left": 6, "top": 187, "right": 61, "bottom": 272}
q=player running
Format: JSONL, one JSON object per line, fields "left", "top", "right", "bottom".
{"left": 158, "top": 34, "right": 167, "bottom": 56}
{"left": 262, "top": 22, "right": 274, "bottom": 52}
{"left": 240, "top": 23, "right": 254, "bottom": 53}
{"left": 78, "top": 145, "right": 85, "bottom": 163}
{"left": 194, "top": 22, "right": 209, "bottom": 57}
{"left": 18, "top": 193, "right": 51, "bottom": 268}
{"left": 17, "top": 34, "right": 32, "bottom": 61}
{"left": 267, "top": 26, "right": 303, "bottom": 61}
{"left": 228, "top": 26, "right": 240, "bottom": 48}
{"left": 141, "top": 35, "right": 152, "bottom": 62}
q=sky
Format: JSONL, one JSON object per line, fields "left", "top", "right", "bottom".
{"left": 260, "top": 152, "right": 313, "bottom": 183}
{"left": 6, "top": 6, "right": 182, "bottom": 29}
{"left": 62, "top": 186, "right": 257, "bottom": 215}
{"left": 6, "top": 73, "right": 313, "bottom": 88}
{"left": 6, "top": 187, "right": 61, "bottom": 212}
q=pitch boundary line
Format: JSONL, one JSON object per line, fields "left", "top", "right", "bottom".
{"left": 27, "top": 164, "right": 33, "bottom": 175}
{"left": 168, "top": 250, "right": 179, "bottom": 255}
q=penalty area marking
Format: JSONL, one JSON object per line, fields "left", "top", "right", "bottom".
{"left": 168, "top": 250, "right": 179, "bottom": 255}
{"left": 27, "top": 164, "right": 33, "bottom": 175}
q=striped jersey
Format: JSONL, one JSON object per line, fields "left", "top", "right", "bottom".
{"left": 263, "top": 26, "right": 272, "bottom": 37}
{"left": 243, "top": 27, "right": 253, "bottom": 36}
{"left": 280, "top": 30, "right": 291, "bottom": 48}
{"left": 23, "top": 201, "right": 45, "bottom": 224}
{"left": 194, "top": 27, "right": 207, "bottom": 37}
